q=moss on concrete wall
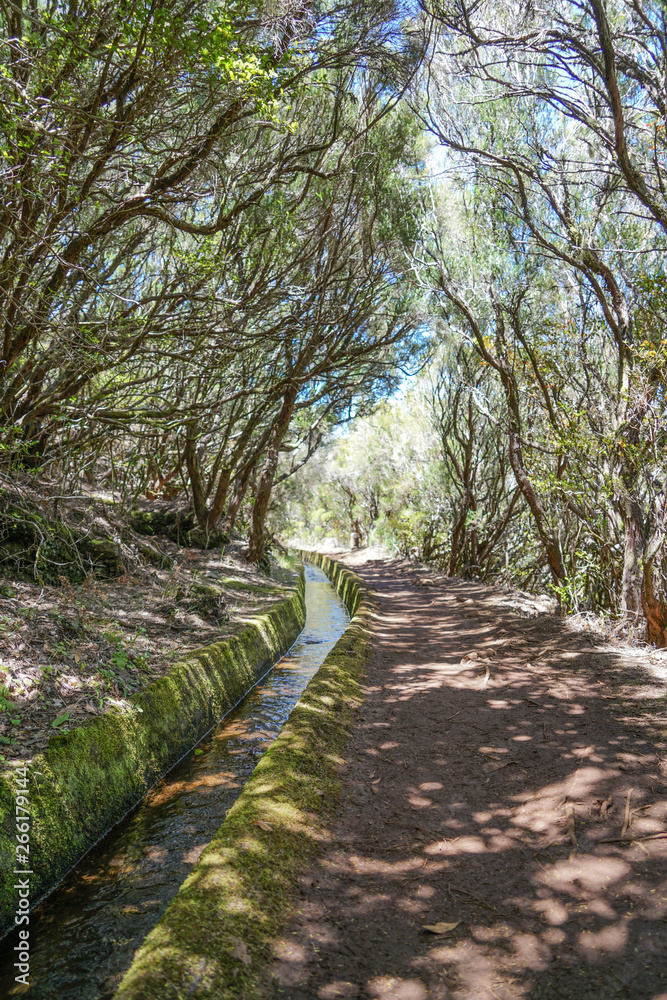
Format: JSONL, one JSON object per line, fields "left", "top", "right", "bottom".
{"left": 0, "top": 570, "right": 305, "bottom": 938}
{"left": 113, "top": 551, "right": 374, "bottom": 1000}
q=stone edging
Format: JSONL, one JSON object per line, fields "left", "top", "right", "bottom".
{"left": 113, "top": 551, "right": 374, "bottom": 1000}
{"left": 0, "top": 569, "right": 305, "bottom": 938}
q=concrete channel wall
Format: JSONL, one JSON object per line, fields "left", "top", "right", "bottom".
{"left": 113, "top": 551, "right": 374, "bottom": 1000}
{"left": 0, "top": 570, "right": 305, "bottom": 938}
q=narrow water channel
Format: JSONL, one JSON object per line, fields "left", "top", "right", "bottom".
{"left": 0, "top": 564, "right": 348, "bottom": 999}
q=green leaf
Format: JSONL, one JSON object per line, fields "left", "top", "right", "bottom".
{"left": 0, "top": 735, "right": 10, "bottom": 744}
{"left": 52, "top": 712, "right": 70, "bottom": 728}
{"left": 194, "top": 748, "right": 203, "bottom": 755}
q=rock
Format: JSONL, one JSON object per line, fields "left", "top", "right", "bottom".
{"left": 181, "top": 582, "right": 227, "bottom": 622}
{"left": 79, "top": 537, "right": 123, "bottom": 576}
{"left": 129, "top": 505, "right": 195, "bottom": 541}
{"left": 186, "top": 527, "right": 229, "bottom": 550}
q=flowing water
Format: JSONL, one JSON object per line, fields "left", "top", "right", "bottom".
{"left": 0, "top": 564, "right": 348, "bottom": 999}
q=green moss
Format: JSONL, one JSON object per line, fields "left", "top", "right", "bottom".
{"left": 221, "top": 578, "right": 285, "bottom": 595}
{"left": 0, "top": 570, "right": 305, "bottom": 936}
{"left": 113, "top": 552, "right": 374, "bottom": 1000}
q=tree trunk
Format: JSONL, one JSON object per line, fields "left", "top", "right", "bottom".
{"left": 506, "top": 421, "right": 565, "bottom": 585}
{"left": 448, "top": 491, "right": 473, "bottom": 576}
{"left": 494, "top": 333, "right": 565, "bottom": 585}
{"left": 221, "top": 464, "right": 254, "bottom": 535}
{"left": 246, "top": 387, "right": 297, "bottom": 564}
{"left": 476, "top": 487, "right": 521, "bottom": 571}
{"left": 641, "top": 560, "right": 667, "bottom": 647}
{"left": 478, "top": 297, "right": 565, "bottom": 586}
{"left": 184, "top": 426, "right": 208, "bottom": 530}
{"left": 206, "top": 467, "right": 231, "bottom": 529}
{"left": 621, "top": 511, "right": 643, "bottom": 614}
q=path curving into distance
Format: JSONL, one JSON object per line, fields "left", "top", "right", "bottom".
{"left": 267, "top": 555, "right": 667, "bottom": 1000}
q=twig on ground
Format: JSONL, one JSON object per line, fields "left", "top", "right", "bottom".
{"left": 621, "top": 789, "right": 633, "bottom": 838}
{"left": 447, "top": 883, "right": 513, "bottom": 918}
{"left": 598, "top": 831, "right": 667, "bottom": 844}
{"left": 565, "top": 802, "right": 578, "bottom": 848}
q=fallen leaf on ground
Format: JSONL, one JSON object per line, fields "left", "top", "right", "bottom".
{"left": 565, "top": 802, "right": 578, "bottom": 847}
{"left": 600, "top": 795, "right": 613, "bottom": 819}
{"left": 423, "top": 921, "right": 460, "bottom": 935}
{"left": 252, "top": 820, "right": 273, "bottom": 832}
{"left": 231, "top": 937, "right": 251, "bottom": 965}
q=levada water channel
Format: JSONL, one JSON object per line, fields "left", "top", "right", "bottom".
{"left": 0, "top": 563, "right": 349, "bottom": 999}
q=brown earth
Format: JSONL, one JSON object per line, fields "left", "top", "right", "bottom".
{"left": 266, "top": 555, "right": 667, "bottom": 1000}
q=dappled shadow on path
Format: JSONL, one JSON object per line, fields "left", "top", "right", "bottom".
{"left": 267, "top": 563, "right": 667, "bottom": 1000}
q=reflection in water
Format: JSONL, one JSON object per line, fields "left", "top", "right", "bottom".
{"left": 0, "top": 565, "right": 347, "bottom": 999}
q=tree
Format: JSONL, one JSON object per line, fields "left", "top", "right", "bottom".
{"left": 410, "top": 13, "right": 667, "bottom": 631}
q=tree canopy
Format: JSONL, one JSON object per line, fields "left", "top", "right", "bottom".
{"left": 2, "top": 0, "right": 667, "bottom": 643}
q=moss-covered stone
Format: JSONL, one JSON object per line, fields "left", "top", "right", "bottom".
{"left": 129, "top": 506, "right": 196, "bottom": 541}
{"left": 186, "top": 526, "right": 229, "bottom": 550}
{"left": 172, "top": 581, "right": 227, "bottom": 622}
{"left": 112, "top": 551, "right": 374, "bottom": 1000}
{"left": 129, "top": 506, "right": 229, "bottom": 550}
{"left": 0, "top": 500, "right": 126, "bottom": 583}
{"left": 0, "top": 567, "right": 305, "bottom": 937}
{"left": 78, "top": 536, "right": 124, "bottom": 574}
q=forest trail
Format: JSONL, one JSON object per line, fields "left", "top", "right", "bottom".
{"left": 266, "top": 556, "right": 667, "bottom": 1000}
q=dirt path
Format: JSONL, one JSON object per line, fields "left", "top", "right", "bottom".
{"left": 266, "top": 558, "right": 667, "bottom": 1000}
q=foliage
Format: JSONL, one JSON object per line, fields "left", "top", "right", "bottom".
{"left": 2, "top": 1, "right": 667, "bottom": 641}
{"left": 0, "top": 0, "right": 428, "bottom": 564}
